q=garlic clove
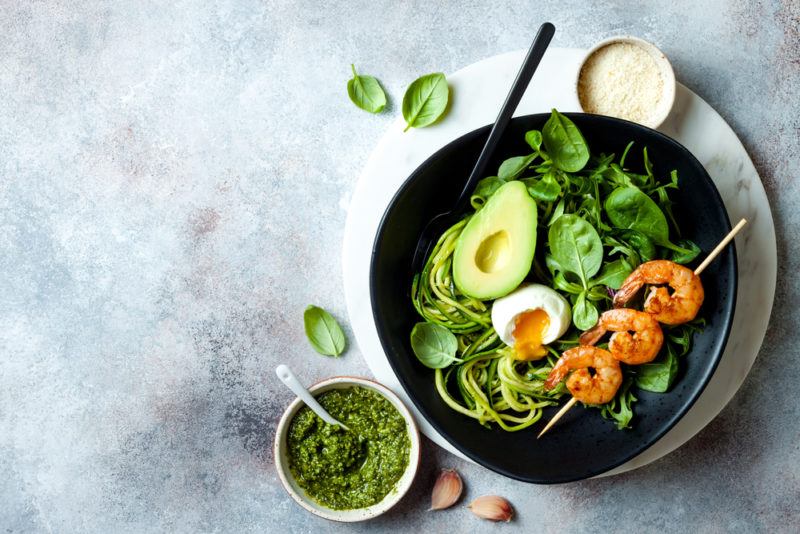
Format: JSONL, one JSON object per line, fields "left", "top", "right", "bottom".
{"left": 468, "top": 495, "right": 514, "bottom": 522}
{"left": 430, "top": 469, "right": 463, "bottom": 510}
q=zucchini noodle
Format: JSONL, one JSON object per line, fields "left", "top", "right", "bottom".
{"left": 414, "top": 220, "right": 566, "bottom": 431}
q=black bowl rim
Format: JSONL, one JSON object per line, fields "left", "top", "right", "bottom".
{"left": 369, "top": 112, "right": 738, "bottom": 483}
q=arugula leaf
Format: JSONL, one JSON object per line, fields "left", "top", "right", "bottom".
{"left": 303, "top": 305, "right": 346, "bottom": 356}
{"left": 346, "top": 64, "right": 386, "bottom": 114}
{"left": 402, "top": 72, "right": 449, "bottom": 132}
{"left": 410, "top": 322, "right": 460, "bottom": 369}
{"left": 542, "top": 109, "right": 590, "bottom": 172}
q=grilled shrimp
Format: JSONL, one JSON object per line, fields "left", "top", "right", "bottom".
{"left": 544, "top": 346, "right": 622, "bottom": 405}
{"left": 613, "top": 260, "right": 704, "bottom": 325}
{"left": 580, "top": 308, "right": 664, "bottom": 365}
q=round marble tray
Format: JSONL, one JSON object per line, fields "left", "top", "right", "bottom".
{"left": 341, "top": 47, "right": 776, "bottom": 475}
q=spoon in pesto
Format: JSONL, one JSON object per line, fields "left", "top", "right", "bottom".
{"left": 275, "top": 364, "right": 350, "bottom": 431}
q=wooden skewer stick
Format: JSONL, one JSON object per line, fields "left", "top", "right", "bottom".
{"left": 537, "top": 218, "right": 748, "bottom": 439}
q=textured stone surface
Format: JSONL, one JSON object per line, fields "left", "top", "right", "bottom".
{"left": 1, "top": 1, "right": 797, "bottom": 533}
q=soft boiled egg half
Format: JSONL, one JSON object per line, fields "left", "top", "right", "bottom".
{"left": 491, "top": 284, "right": 572, "bottom": 360}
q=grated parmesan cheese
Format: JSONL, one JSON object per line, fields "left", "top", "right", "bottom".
{"left": 578, "top": 42, "right": 664, "bottom": 125}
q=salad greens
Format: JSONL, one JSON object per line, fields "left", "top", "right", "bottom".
{"left": 402, "top": 73, "right": 449, "bottom": 132}
{"left": 347, "top": 64, "right": 387, "bottom": 114}
{"left": 412, "top": 109, "right": 704, "bottom": 431}
{"left": 304, "top": 305, "right": 347, "bottom": 357}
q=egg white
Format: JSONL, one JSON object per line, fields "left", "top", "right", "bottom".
{"left": 490, "top": 284, "right": 572, "bottom": 347}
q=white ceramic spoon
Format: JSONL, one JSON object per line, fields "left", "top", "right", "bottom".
{"left": 275, "top": 364, "right": 350, "bottom": 431}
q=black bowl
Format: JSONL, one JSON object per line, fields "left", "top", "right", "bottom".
{"left": 370, "top": 113, "right": 736, "bottom": 483}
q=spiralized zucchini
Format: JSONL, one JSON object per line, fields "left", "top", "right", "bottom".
{"left": 413, "top": 221, "right": 566, "bottom": 431}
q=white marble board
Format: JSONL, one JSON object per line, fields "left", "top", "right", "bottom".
{"left": 341, "top": 47, "right": 776, "bottom": 476}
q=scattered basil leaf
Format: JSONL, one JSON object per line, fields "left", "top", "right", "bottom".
{"left": 346, "top": 64, "right": 387, "bottom": 114}
{"left": 410, "top": 322, "right": 460, "bottom": 369}
{"left": 635, "top": 347, "right": 678, "bottom": 393}
{"left": 542, "top": 109, "right": 590, "bottom": 172}
{"left": 470, "top": 176, "right": 506, "bottom": 210}
{"left": 548, "top": 214, "right": 603, "bottom": 287}
{"left": 401, "top": 72, "right": 449, "bottom": 132}
{"left": 303, "top": 305, "right": 346, "bottom": 357}
{"left": 498, "top": 154, "right": 536, "bottom": 181}
{"left": 572, "top": 291, "right": 599, "bottom": 330}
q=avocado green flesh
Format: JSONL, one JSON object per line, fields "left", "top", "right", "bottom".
{"left": 287, "top": 386, "right": 411, "bottom": 510}
{"left": 453, "top": 180, "right": 537, "bottom": 300}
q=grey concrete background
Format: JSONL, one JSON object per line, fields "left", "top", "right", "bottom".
{"left": 1, "top": 1, "right": 797, "bottom": 532}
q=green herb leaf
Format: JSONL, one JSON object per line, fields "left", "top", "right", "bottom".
{"left": 635, "top": 347, "right": 678, "bottom": 393}
{"left": 470, "top": 176, "right": 506, "bottom": 210}
{"left": 525, "top": 129, "right": 543, "bottom": 151}
{"left": 401, "top": 72, "right": 449, "bottom": 132}
{"left": 346, "top": 64, "right": 386, "bottom": 114}
{"left": 589, "top": 258, "right": 633, "bottom": 290}
{"left": 410, "top": 322, "right": 460, "bottom": 369}
{"left": 604, "top": 186, "right": 671, "bottom": 246}
{"left": 498, "top": 154, "right": 537, "bottom": 181}
{"left": 542, "top": 109, "right": 590, "bottom": 172}
{"left": 670, "top": 239, "right": 701, "bottom": 264}
{"left": 598, "top": 377, "right": 637, "bottom": 429}
{"left": 573, "top": 291, "right": 599, "bottom": 330}
{"left": 522, "top": 173, "right": 561, "bottom": 202}
{"left": 548, "top": 214, "right": 603, "bottom": 286}
{"left": 303, "top": 305, "right": 346, "bottom": 357}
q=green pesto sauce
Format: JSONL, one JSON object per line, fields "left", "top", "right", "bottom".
{"left": 287, "top": 386, "right": 411, "bottom": 510}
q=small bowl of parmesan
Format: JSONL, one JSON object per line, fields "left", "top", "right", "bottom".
{"left": 576, "top": 36, "right": 676, "bottom": 129}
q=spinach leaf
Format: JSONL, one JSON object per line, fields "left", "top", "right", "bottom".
{"left": 470, "top": 176, "right": 506, "bottom": 210}
{"left": 548, "top": 198, "right": 565, "bottom": 226}
{"left": 605, "top": 186, "right": 672, "bottom": 245}
{"left": 410, "top": 322, "right": 460, "bottom": 369}
{"left": 548, "top": 214, "right": 603, "bottom": 287}
{"left": 304, "top": 305, "right": 346, "bottom": 356}
{"left": 573, "top": 290, "right": 599, "bottom": 330}
{"left": 402, "top": 72, "right": 449, "bottom": 132}
{"left": 670, "top": 239, "right": 701, "bottom": 264}
{"left": 347, "top": 64, "right": 387, "bottom": 114}
{"left": 635, "top": 347, "right": 678, "bottom": 393}
{"left": 525, "top": 129, "right": 543, "bottom": 151}
{"left": 542, "top": 109, "right": 590, "bottom": 172}
{"left": 522, "top": 173, "right": 561, "bottom": 202}
{"left": 589, "top": 258, "right": 633, "bottom": 290}
{"left": 498, "top": 154, "right": 536, "bottom": 180}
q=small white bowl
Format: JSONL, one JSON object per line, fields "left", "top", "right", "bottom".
{"left": 273, "top": 376, "right": 421, "bottom": 522}
{"left": 576, "top": 36, "right": 676, "bottom": 129}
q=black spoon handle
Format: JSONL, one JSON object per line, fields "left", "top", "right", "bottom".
{"left": 454, "top": 22, "right": 555, "bottom": 211}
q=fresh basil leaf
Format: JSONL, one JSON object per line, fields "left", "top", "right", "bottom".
{"left": 604, "top": 186, "right": 671, "bottom": 246}
{"left": 635, "top": 347, "right": 678, "bottom": 393}
{"left": 522, "top": 173, "right": 561, "bottom": 202}
{"left": 303, "top": 305, "right": 346, "bottom": 357}
{"left": 670, "top": 239, "right": 701, "bottom": 264}
{"left": 548, "top": 214, "right": 603, "bottom": 286}
{"left": 573, "top": 290, "right": 599, "bottom": 330}
{"left": 470, "top": 176, "right": 506, "bottom": 210}
{"left": 402, "top": 72, "right": 449, "bottom": 132}
{"left": 542, "top": 109, "right": 590, "bottom": 172}
{"left": 346, "top": 64, "right": 387, "bottom": 114}
{"left": 498, "top": 154, "right": 536, "bottom": 181}
{"left": 525, "top": 129, "right": 543, "bottom": 151}
{"left": 410, "top": 322, "right": 460, "bottom": 369}
{"left": 589, "top": 258, "right": 633, "bottom": 290}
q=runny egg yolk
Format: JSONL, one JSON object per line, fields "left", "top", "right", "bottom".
{"left": 512, "top": 308, "right": 550, "bottom": 361}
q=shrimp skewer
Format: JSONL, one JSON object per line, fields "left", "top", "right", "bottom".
{"left": 613, "top": 260, "right": 704, "bottom": 325}
{"left": 580, "top": 308, "right": 664, "bottom": 365}
{"left": 537, "top": 219, "right": 747, "bottom": 438}
{"left": 543, "top": 346, "right": 622, "bottom": 405}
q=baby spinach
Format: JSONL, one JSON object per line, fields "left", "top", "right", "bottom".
{"left": 542, "top": 109, "right": 590, "bottom": 172}
{"left": 635, "top": 347, "right": 678, "bottom": 393}
{"left": 548, "top": 214, "right": 603, "bottom": 288}
{"left": 498, "top": 153, "right": 537, "bottom": 181}
{"left": 573, "top": 291, "right": 599, "bottom": 330}
{"left": 347, "top": 64, "right": 387, "bottom": 114}
{"left": 402, "top": 72, "right": 449, "bottom": 132}
{"left": 410, "top": 322, "right": 461, "bottom": 369}
{"left": 589, "top": 258, "right": 633, "bottom": 290}
{"left": 304, "top": 305, "right": 347, "bottom": 357}
{"left": 522, "top": 173, "right": 561, "bottom": 202}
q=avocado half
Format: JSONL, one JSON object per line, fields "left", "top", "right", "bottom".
{"left": 453, "top": 180, "right": 537, "bottom": 300}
